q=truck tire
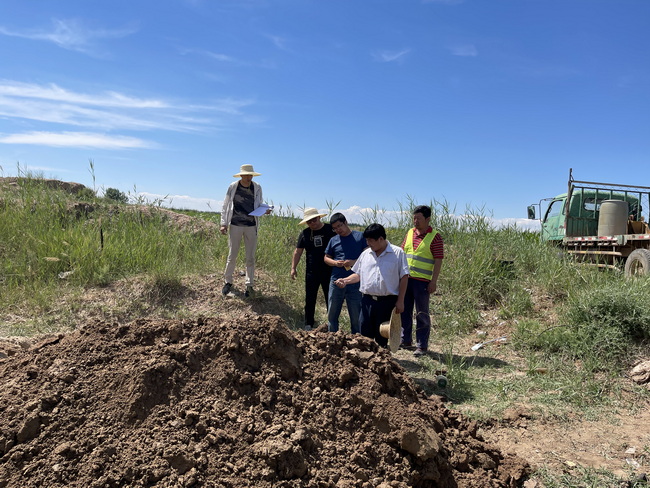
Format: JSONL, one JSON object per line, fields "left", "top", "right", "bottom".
{"left": 624, "top": 249, "right": 650, "bottom": 278}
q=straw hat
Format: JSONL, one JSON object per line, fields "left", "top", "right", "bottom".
{"left": 233, "top": 164, "right": 261, "bottom": 177}
{"left": 299, "top": 208, "right": 327, "bottom": 225}
{"left": 380, "top": 308, "right": 402, "bottom": 353}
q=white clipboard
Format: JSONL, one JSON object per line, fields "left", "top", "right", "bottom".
{"left": 248, "top": 204, "right": 273, "bottom": 217}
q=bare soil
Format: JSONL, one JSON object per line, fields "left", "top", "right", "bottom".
{"left": 1, "top": 273, "right": 649, "bottom": 486}
{"left": 0, "top": 312, "right": 529, "bottom": 487}
{"left": 481, "top": 407, "right": 650, "bottom": 479}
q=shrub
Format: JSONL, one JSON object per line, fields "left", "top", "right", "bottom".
{"left": 104, "top": 187, "right": 128, "bottom": 204}
{"left": 77, "top": 187, "right": 97, "bottom": 201}
{"left": 515, "top": 279, "right": 650, "bottom": 368}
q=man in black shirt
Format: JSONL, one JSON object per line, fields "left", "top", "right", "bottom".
{"left": 291, "top": 208, "right": 336, "bottom": 330}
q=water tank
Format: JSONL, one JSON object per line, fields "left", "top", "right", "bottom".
{"left": 598, "top": 200, "right": 628, "bottom": 236}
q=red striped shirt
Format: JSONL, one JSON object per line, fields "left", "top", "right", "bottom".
{"left": 401, "top": 226, "right": 444, "bottom": 260}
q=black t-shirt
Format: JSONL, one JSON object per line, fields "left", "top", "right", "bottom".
{"left": 297, "top": 223, "right": 336, "bottom": 273}
{"left": 230, "top": 182, "right": 256, "bottom": 226}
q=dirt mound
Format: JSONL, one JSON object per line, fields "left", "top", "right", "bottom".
{"left": 0, "top": 177, "right": 87, "bottom": 194}
{"left": 131, "top": 206, "right": 219, "bottom": 235}
{"left": 0, "top": 314, "right": 529, "bottom": 487}
{"left": 0, "top": 176, "right": 217, "bottom": 236}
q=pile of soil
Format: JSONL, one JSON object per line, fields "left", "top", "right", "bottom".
{"left": 0, "top": 177, "right": 87, "bottom": 195}
{"left": 0, "top": 313, "right": 530, "bottom": 487}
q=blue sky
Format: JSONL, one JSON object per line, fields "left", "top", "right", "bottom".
{"left": 1, "top": 0, "right": 648, "bottom": 228}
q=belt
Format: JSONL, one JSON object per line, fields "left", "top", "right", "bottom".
{"left": 363, "top": 293, "right": 396, "bottom": 301}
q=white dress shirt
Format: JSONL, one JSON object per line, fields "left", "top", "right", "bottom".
{"left": 351, "top": 241, "right": 409, "bottom": 296}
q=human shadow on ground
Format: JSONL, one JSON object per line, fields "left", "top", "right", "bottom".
{"left": 396, "top": 350, "right": 510, "bottom": 374}
{"left": 394, "top": 351, "right": 511, "bottom": 402}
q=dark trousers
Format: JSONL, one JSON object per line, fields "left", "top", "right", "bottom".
{"left": 401, "top": 278, "right": 432, "bottom": 349}
{"left": 305, "top": 269, "right": 331, "bottom": 326}
{"left": 360, "top": 294, "right": 398, "bottom": 348}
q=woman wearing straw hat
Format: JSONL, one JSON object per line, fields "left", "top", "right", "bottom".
{"left": 220, "top": 164, "right": 272, "bottom": 298}
{"left": 290, "top": 208, "right": 336, "bottom": 331}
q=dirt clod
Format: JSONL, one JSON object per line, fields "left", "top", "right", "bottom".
{"left": 0, "top": 313, "right": 530, "bottom": 487}
{"left": 630, "top": 360, "right": 650, "bottom": 387}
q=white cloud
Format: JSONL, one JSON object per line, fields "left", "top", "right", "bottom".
{"left": 0, "top": 81, "right": 166, "bottom": 108}
{"left": 448, "top": 44, "right": 478, "bottom": 57}
{"left": 0, "top": 80, "right": 258, "bottom": 146}
{"left": 266, "top": 34, "right": 290, "bottom": 51}
{"left": 206, "top": 52, "right": 239, "bottom": 63}
{"left": 135, "top": 196, "right": 542, "bottom": 234}
{"left": 0, "top": 18, "right": 137, "bottom": 55}
{"left": 185, "top": 48, "right": 249, "bottom": 67}
{"left": 372, "top": 49, "right": 411, "bottom": 63}
{"left": 0, "top": 132, "right": 155, "bottom": 149}
{"left": 490, "top": 217, "right": 540, "bottom": 231}
{"left": 2, "top": 164, "right": 73, "bottom": 175}
{"left": 136, "top": 192, "right": 221, "bottom": 212}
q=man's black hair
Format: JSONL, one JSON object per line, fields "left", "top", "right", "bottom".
{"left": 330, "top": 213, "right": 347, "bottom": 225}
{"left": 413, "top": 205, "right": 432, "bottom": 219}
{"left": 363, "top": 223, "right": 386, "bottom": 240}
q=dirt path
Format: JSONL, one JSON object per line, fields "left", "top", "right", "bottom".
{"left": 482, "top": 408, "right": 650, "bottom": 479}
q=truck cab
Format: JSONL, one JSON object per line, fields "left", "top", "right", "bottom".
{"left": 532, "top": 191, "right": 640, "bottom": 242}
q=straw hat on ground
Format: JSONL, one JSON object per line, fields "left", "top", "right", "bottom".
{"left": 380, "top": 308, "right": 402, "bottom": 353}
{"left": 299, "top": 208, "right": 327, "bottom": 225}
{"left": 233, "top": 164, "right": 261, "bottom": 177}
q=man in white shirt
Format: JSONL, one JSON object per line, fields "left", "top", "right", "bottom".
{"left": 334, "top": 223, "right": 409, "bottom": 348}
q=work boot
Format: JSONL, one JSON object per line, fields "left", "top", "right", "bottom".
{"left": 222, "top": 283, "right": 232, "bottom": 296}
{"left": 413, "top": 348, "right": 427, "bottom": 357}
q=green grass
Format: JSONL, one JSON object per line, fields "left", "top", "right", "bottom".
{"left": 534, "top": 464, "right": 649, "bottom": 488}
{"left": 2, "top": 174, "right": 650, "bottom": 486}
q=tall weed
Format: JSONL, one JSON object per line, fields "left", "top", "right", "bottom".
{"left": 559, "top": 278, "right": 650, "bottom": 367}
{"left": 0, "top": 180, "right": 222, "bottom": 311}
{"left": 3, "top": 174, "right": 648, "bottom": 373}
{"left": 513, "top": 277, "right": 650, "bottom": 371}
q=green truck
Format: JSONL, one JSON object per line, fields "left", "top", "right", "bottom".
{"left": 527, "top": 169, "right": 650, "bottom": 277}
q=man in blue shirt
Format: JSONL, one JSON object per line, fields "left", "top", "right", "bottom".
{"left": 334, "top": 223, "right": 409, "bottom": 348}
{"left": 324, "top": 213, "right": 367, "bottom": 333}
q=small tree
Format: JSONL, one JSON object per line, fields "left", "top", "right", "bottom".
{"left": 104, "top": 187, "right": 129, "bottom": 204}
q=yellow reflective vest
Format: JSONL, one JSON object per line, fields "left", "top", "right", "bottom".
{"left": 404, "top": 228, "right": 437, "bottom": 280}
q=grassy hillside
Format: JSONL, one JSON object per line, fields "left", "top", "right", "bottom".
{"left": 2, "top": 175, "right": 649, "bottom": 486}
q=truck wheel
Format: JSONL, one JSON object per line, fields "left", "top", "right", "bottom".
{"left": 624, "top": 249, "right": 650, "bottom": 278}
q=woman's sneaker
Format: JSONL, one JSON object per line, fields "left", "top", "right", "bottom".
{"left": 222, "top": 283, "right": 232, "bottom": 296}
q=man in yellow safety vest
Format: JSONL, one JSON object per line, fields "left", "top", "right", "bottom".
{"left": 400, "top": 205, "right": 444, "bottom": 357}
